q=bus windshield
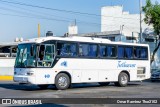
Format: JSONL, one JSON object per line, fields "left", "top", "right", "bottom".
{"left": 15, "top": 43, "right": 55, "bottom": 68}
{"left": 15, "top": 44, "right": 37, "bottom": 68}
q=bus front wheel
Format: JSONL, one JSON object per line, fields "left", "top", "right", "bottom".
{"left": 115, "top": 72, "right": 128, "bottom": 87}
{"left": 55, "top": 73, "right": 70, "bottom": 90}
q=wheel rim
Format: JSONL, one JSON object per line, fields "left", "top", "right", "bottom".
{"left": 121, "top": 75, "right": 128, "bottom": 85}
{"left": 58, "top": 77, "right": 68, "bottom": 87}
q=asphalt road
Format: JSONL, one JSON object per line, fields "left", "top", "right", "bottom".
{"left": 0, "top": 81, "right": 160, "bottom": 107}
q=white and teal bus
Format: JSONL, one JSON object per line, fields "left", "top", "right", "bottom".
{"left": 14, "top": 36, "right": 150, "bottom": 90}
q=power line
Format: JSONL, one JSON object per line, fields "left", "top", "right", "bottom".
{"left": 0, "top": 12, "right": 70, "bottom": 22}
{"left": 0, "top": 5, "right": 139, "bottom": 27}
{"left": 1, "top": 4, "right": 135, "bottom": 27}
{"left": 0, "top": 0, "right": 142, "bottom": 32}
{"left": 0, "top": 11, "right": 106, "bottom": 27}
{"left": 0, "top": 4, "right": 104, "bottom": 27}
{"left": 0, "top": 0, "right": 101, "bottom": 16}
{"left": 0, "top": 0, "right": 140, "bottom": 20}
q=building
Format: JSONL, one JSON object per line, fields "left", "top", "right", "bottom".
{"left": 68, "top": 25, "right": 78, "bottom": 35}
{"left": 101, "top": 6, "right": 152, "bottom": 34}
{"left": 101, "top": 5, "right": 159, "bottom": 69}
{"left": 69, "top": 5, "right": 159, "bottom": 69}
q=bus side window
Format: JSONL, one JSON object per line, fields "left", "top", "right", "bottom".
{"left": 79, "top": 44, "right": 89, "bottom": 57}
{"left": 99, "top": 45, "right": 106, "bottom": 57}
{"left": 141, "top": 48, "right": 147, "bottom": 59}
{"left": 125, "top": 47, "right": 133, "bottom": 59}
{"left": 88, "top": 44, "right": 97, "bottom": 57}
{"left": 57, "top": 43, "right": 77, "bottom": 57}
{"left": 70, "top": 44, "right": 77, "bottom": 56}
{"left": 60, "top": 44, "right": 67, "bottom": 56}
{"left": 57, "top": 43, "right": 63, "bottom": 55}
{"left": 118, "top": 46, "right": 124, "bottom": 59}
{"left": 134, "top": 47, "right": 141, "bottom": 58}
{"left": 107, "top": 46, "right": 116, "bottom": 57}
{"left": 133, "top": 47, "right": 148, "bottom": 59}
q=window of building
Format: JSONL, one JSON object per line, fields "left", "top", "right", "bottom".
{"left": 145, "top": 38, "right": 154, "bottom": 42}
{"left": 126, "top": 37, "right": 136, "bottom": 40}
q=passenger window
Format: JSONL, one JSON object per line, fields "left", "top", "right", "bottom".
{"left": 134, "top": 47, "right": 148, "bottom": 59}
{"left": 118, "top": 46, "right": 125, "bottom": 58}
{"left": 79, "top": 44, "right": 97, "bottom": 57}
{"left": 107, "top": 45, "right": 116, "bottom": 57}
{"left": 57, "top": 43, "right": 77, "bottom": 57}
{"left": 99, "top": 45, "right": 106, "bottom": 57}
{"left": 79, "top": 44, "right": 89, "bottom": 56}
{"left": 89, "top": 44, "right": 97, "bottom": 57}
{"left": 125, "top": 47, "right": 133, "bottom": 59}
{"left": 141, "top": 48, "right": 147, "bottom": 59}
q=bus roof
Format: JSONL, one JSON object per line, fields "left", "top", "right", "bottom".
{"left": 0, "top": 42, "right": 19, "bottom": 48}
{"left": 21, "top": 36, "right": 149, "bottom": 47}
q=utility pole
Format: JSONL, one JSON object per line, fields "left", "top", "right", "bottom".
{"left": 38, "top": 23, "right": 40, "bottom": 38}
{"left": 139, "top": 0, "right": 142, "bottom": 43}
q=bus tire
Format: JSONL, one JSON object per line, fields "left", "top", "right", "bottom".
{"left": 38, "top": 85, "right": 48, "bottom": 89}
{"left": 98, "top": 82, "right": 110, "bottom": 86}
{"left": 55, "top": 73, "right": 70, "bottom": 90}
{"left": 116, "top": 72, "right": 128, "bottom": 87}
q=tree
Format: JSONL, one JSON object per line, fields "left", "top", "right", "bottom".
{"left": 143, "top": 0, "right": 160, "bottom": 64}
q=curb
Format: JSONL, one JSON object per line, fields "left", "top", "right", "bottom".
{"left": 0, "top": 76, "right": 13, "bottom": 81}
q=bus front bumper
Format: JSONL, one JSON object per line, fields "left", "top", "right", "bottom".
{"left": 13, "top": 75, "right": 36, "bottom": 84}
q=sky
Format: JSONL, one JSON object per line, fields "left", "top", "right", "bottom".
{"left": 0, "top": 0, "right": 159, "bottom": 42}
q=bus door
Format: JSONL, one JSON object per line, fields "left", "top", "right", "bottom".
{"left": 35, "top": 44, "right": 55, "bottom": 84}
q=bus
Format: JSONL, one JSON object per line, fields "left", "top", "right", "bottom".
{"left": 13, "top": 36, "right": 150, "bottom": 90}
{"left": 0, "top": 42, "right": 18, "bottom": 80}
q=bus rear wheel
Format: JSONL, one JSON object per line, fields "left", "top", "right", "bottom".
{"left": 55, "top": 73, "right": 70, "bottom": 90}
{"left": 98, "top": 82, "right": 110, "bottom": 86}
{"left": 115, "top": 72, "right": 128, "bottom": 87}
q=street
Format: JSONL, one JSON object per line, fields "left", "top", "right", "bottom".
{"left": 0, "top": 81, "right": 160, "bottom": 106}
